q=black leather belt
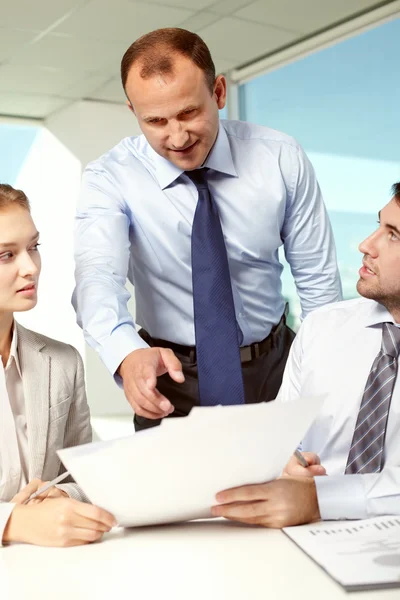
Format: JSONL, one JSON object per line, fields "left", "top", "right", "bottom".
{"left": 140, "top": 313, "right": 286, "bottom": 364}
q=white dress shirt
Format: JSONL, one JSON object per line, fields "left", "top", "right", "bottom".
{"left": 74, "top": 119, "right": 342, "bottom": 376}
{"left": 0, "top": 324, "right": 29, "bottom": 497}
{"left": 0, "top": 324, "right": 29, "bottom": 537}
{"left": 278, "top": 297, "right": 400, "bottom": 520}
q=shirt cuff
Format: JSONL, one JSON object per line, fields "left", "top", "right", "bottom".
{"left": 315, "top": 475, "right": 368, "bottom": 520}
{"left": 0, "top": 503, "right": 16, "bottom": 546}
{"left": 99, "top": 324, "right": 149, "bottom": 378}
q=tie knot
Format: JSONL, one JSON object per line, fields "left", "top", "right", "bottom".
{"left": 186, "top": 169, "right": 208, "bottom": 190}
{"left": 382, "top": 322, "right": 400, "bottom": 357}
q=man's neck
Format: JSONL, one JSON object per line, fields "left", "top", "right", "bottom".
{"left": 378, "top": 302, "right": 400, "bottom": 325}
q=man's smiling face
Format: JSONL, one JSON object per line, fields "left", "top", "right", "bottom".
{"left": 125, "top": 53, "right": 226, "bottom": 171}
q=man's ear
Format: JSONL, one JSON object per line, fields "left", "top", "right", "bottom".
{"left": 214, "top": 75, "right": 227, "bottom": 110}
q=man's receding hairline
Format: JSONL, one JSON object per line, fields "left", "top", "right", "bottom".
{"left": 128, "top": 51, "right": 208, "bottom": 83}
{"left": 121, "top": 29, "right": 216, "bottom": 95}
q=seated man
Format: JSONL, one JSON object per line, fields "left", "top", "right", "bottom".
{"left": 213, "top": 182, "right": 400, "bottom": 527}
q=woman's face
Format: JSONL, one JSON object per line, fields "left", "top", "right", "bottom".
{"left": 0, "top": 205, "right": 41, "bottom": 315}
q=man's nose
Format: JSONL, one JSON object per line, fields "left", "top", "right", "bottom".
{"left": 169, "top": 122, "right": 189, "bottom": 149}
{"left": 359, "top": 231, "right": 379, "bottom": 258}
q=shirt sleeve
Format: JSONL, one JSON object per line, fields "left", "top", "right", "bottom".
{"left": 0, "top": 503, "right": 15, "bottom": 547}
{"left": 277, "top": 315, "right": 318, "bottom": 454}
{"left": 73, "top": 165, "right": 149, "bottom": 377}
{"left": 281, "top": 144, "right": 342, "bottom": 319}
{"left": 315, "top": 468, "right": 400, "bottom": 520}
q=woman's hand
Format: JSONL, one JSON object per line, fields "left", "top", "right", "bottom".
{"left": 11, "top": 479, "right": 67, "bottom": 504}
{"left": 3, "top": 497, "right": 117, "bottom": 547}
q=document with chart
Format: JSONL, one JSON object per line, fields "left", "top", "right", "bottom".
{"left": 284, "top": 516, "right": 400, "bottom": 591}
{"left": 58, "top": 396, "right": 322, "bottom": 527}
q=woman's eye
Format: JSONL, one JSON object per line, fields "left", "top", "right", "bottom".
{"left": 0, "top": 252, "right": 13, "bottom": 261}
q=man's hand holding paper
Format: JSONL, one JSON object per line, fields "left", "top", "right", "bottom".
{"left": 212, "top": 477, "right": 321, "bottom": 528}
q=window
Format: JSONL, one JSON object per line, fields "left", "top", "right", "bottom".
{"left": 0, "top": 123, "right": 39, "bottom": 184}
{"left": 239, "top": 18, "right": 400, "bottom": 328}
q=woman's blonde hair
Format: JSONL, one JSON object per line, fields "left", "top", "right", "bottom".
{"left": 0, "top": 183, "right": 30, "bottom": 211}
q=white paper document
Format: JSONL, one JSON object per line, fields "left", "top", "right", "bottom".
{"left": 284, "top": 516, "right": 400, "bottom": 591}
{"left": 58, "top": 396, "right": 322, "bottom": 527}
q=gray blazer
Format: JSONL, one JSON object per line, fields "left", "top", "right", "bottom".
{"left": 16, "top": 322, "right": 91, "bottom": 502}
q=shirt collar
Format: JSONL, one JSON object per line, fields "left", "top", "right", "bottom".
{"left": 149, "top": 121, "right": 238, "bottom": 190}
{"left": 362, "top": 300, "right": 398, "bottom": 328}
{"left": 203, "top": 122, "right": 237, "bottom": 177}
{"left": 149, "top": 144, "right": 183, "bottom": 191}
{"left": 8, "top": 321, "right": 21, "bottom": 376}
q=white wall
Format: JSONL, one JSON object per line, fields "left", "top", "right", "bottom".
{"left": 46, "top": 100, "right": 140, "bottom": 168}
{"left": 15, "top": 128, "right": 84, "bottom": 358}
{"left": 44, "top": 99, "right": 141, "bottom": 416}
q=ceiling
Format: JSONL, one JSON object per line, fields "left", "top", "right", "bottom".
{"left": 0, "top": 0, "right": 392, "bottom": 119}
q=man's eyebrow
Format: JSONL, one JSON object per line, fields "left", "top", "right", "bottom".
{"left": 177, "top": 105, "right": 198, "bottom": 114}
{"left": 143, "top": 105, "right": 199, "bottom": 122}
{"left": 385, "top": 223, "right": 400, "bottom": 236}
{"left": 378, "top": 214, "right": 400, "bottom": 235}
{"left": 0, "top": 231, "right": 39, "bottom": 249}
{"left": 143, "top": 115, "right": 163, "bottom": 122}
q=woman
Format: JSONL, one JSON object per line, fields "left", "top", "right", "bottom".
{"left": 0, "top": 184, "right": 115, "bottom": 546}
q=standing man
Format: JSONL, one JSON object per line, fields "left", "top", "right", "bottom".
{"left": 213, "top": 183, "right": 400, "bottom": 527}
{"left": 73, "top": 28, "right": 342, "bottom": 431}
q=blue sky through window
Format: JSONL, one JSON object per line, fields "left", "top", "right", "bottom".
{"left": 239, "top": 18, "right": 400, "bottom": 318}
{"left": 0, "top": 125, "right": 39, "bottom": 186}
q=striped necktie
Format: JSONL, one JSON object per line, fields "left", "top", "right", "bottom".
{"left": 345, "top": 322, "right": 400, "bottom": 474}
{"left": 188, "top": 168, "right": 245, "bottom": 406}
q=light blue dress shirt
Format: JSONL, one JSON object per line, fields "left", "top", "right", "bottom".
{"left": 73, "top": 119, "right": 342, "bottom": 375}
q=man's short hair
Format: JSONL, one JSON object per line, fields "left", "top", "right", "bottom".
{"left": 0, "top": 184, "right": 30, "bottom": 211}
{"left": 121, "top": 28, "right": 216, "bottom": 95}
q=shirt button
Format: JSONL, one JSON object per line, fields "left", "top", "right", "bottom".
{"left": 9, "top": 468, "right": 18, "bottom": 478}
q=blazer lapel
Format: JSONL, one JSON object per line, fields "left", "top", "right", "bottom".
{"left": 16, "top": 323, "right": 50, "bottom": 480}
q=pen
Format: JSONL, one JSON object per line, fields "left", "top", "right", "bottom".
{"left": 23, "top": 471, "right": 71, "bottom": 504}
{"left": 294, "top": 449, "right": 309, "bottom": 468}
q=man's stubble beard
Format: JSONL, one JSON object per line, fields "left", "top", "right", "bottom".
{"left": 357, "top": 278, "right": 400, "bottom": 316}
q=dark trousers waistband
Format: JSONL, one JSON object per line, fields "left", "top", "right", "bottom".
{"left": 139, "top": 313, "right": 286, "bottom": 364}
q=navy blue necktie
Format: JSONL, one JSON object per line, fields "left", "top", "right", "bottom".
{"left": 188, "top": 169, "right": 245, "bottom": 406}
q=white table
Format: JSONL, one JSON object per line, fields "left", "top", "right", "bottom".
{"left": 1, "top": 519, "right": 398, "bottom": 600}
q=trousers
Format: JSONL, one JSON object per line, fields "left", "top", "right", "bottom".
{"left": 134, "top": 317, "right": 295, "bottom": 432}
